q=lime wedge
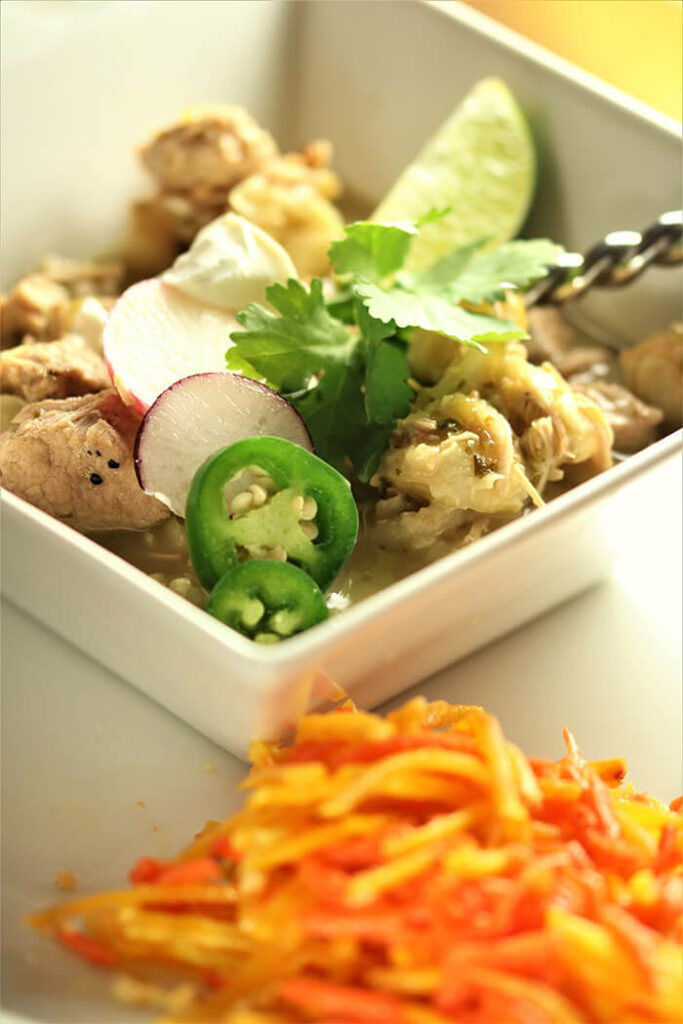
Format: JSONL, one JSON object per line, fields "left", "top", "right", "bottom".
{"left": 372, "top": 78, "right": 536, "bottom": 270}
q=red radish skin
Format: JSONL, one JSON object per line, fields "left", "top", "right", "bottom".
{"left": 134, "top": 372, "right": 313, "bottom": 516}
{"left": 103, "top": 278, "right": 239, "bottom": 415}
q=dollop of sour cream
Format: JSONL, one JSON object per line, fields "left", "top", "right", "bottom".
{"left": 163, "top": 212, "right": 296, "bottom": 311}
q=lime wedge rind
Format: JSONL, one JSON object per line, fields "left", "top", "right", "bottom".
{"left": 372, "top": 78, "right": 536, "bottom": 271}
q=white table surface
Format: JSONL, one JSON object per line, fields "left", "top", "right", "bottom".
{"left": 1, "top": 453, "right": 681, "bottom": 1022}
{"left": 1, "top": 3, "right": 680, "bottom": 1021}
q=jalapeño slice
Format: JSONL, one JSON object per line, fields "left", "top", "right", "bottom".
{"left": 206, "top": 560, "right": 329, "bottom": 642}
{"left": 186, "top": 436, "right": 358, "bottom": 591}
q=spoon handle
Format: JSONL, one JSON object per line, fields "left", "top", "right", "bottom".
{"left": 526, "top": 210, "right": 682, "bottom": 307}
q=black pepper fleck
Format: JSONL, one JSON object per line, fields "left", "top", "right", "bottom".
{"left": 90, "top": 473, "right": 103, "bottom": 485}
{"left": 107, "top": 459, "right": 120, "bottom": 469}
{"left": 473, "top": 453, "right": 489, "bottom": 477}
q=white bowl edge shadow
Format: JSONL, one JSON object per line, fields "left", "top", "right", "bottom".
{"left": 8, "top": 428, "right": 683, "bottom": 655}
{"left": 3, "top": 427, "right": 681, "bottom": 693}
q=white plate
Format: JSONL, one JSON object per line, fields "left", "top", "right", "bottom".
{"left": 1, "top": 0, "right": 681, "bottom": 761}
{"left": 2, "top": 460, "right": 681, "bottom": 1022}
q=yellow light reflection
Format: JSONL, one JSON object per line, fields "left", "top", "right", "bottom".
{"left": 461, "top": 0, "right": 682, "bottom": 121}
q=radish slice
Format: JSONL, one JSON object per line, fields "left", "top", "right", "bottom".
{"left": 134, "top": 372, "right": 313, "bottom": 516}
{"left": 103, "top": 278, "right": 238, "bottom": 415}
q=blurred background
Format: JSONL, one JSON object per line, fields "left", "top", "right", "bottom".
{"left": 461, "top": 0, "right": 682, "bottom": 120}
{"left": 2, "top": 0, "right": 682, "bottom": 123}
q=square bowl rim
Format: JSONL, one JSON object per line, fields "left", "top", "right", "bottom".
{"left": 3, "top": 428, "right": 681, "bottom": 685}
{"left": 1, "top": 0, "right": 681, "bottom": 690}
{"left": 427, "top": 0, "right": 681, "bottom": 138}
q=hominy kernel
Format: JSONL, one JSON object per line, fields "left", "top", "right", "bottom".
{"left": 247, "top": 467, "right": 275, "bottom": 491}
{"left": 269, "top": 609, "right": 298, "bottom": 637}
{"left": 231, "top": 492, "right": 254, "bottom": 515}
{"left": 300, "top": 496, "right": 318, "bottom": 520}
{"left": 248, "top": 483, "right": 268, "bottom": 507}
{"left": 169, "top": 577, "right": 193, "bottom": 597}
{"left": 241, "top": 598, "right": 265, "bottom": 628}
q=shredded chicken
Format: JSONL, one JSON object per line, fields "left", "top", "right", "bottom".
{"left": 523, "top": 308, "right": 672, "bottom": 451}
{"left": 128, "top": 105, "right": 344, "bottom": 277}
{"left": 229, "top": 146, "right": 344, "bottom": 277}
{"left": 525, "top": 306, "right": 611, "bottom": 379}
{"left": 123, "top": 200, "right": 186, "bottom": 278}
{"left": 370, "top": 341, "right": 613, "bottom": 557}
{"left": 0, "top": 394, "right": 24, "bottom": 432}
{"left": 0, "top": 274, "right": 70, "bottom": 346}
{"left": 36, "top": 255, "right": 123, "bottom": 299}
{"left": 1, "top": 257, "right": 123, "bottom": 348}
{"left": 409, "top": 293, "right": 528, "bottom": 385}
{"left": 1, "top": 336, "right": 110, "bottom": 403}
{"left": 620, "top": 323, "right": 683, "bottom": 427}
{"left": 434, "top": 342, "right": 614, "bottom": 473}
{"left": 372, "top": 498, "right": 480, "bottom": 557}
{"left": 378, "top": 396, "right": 529, "bottom": 519}
{"left": 61, "top": 296, "right": 114, "bottom": 356}
{"left": 127, "top": 195, "right": 218, "bottom": 252}
{"left": 140, "top": 105, "right": 279, "bottom": 197}
{"left": 0, "top": 390, "right": 170, "bottom": 530}
{"left": 571, "top": 377, "right": 664, "bottom": 453}
{"left": 124, "top": 106, "right": 281, "bottom": 270}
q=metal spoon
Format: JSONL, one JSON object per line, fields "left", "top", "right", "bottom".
{"left": 525, "top": 209, "right": 682, "bottom": 308}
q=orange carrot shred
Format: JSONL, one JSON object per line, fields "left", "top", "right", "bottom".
{"left": 56, "top": 927, "right": 117, "bottom": 968}
{"left": 33, "top": 697, "right": 683, "bottom": 1024}
{"left": 129, "top": 856, "right": 167, "bottom": 885}
{"left": 210, "top": 835, "right": 243, "bottom": 861}
{"left": 154, "top": 857, "right": 222, "bottom": 886}
{"left": 279, "top": 977, "right": 406, "bottom": 1022}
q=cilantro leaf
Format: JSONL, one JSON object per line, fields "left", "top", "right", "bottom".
{"left": 230, "top": 279, "right": 356, "bottom": 393}
{"left": 328, "top": 214, "right": 452, "bottom": 288}
{"left": 325, "top": 288, "right": 356, "bottom": 323}
{"left": 229, "top": 278, "right": 407, "bottom": 479}
{"left": 404, "top": 238, "right": 564, "bottom": 305}
{"left": 351, "top": 298, "right": 412, "bottom": 425}
{"left": 228, "top": 218, "right": 562, "bottom": 482}
{"left": 354, "top": 277, "right": 525, "bottom": 348}
{"left": 416, "top": 206, "right": 452, "bottom": 226}
{"left": 293, "top": 356, "right": 366, "bottom": 474}
{"left": 365, "top": 339, "right": 414, "bottom": 426}
{"left": 396, "top": 236, "right": 490, "bottom": 294}
{"left": 348, "top": 423, "right": 395, "bottom": 482}
{"left": 224, "top": 347, "right": 273, "bottom": 386}
{"left": 329, "top": 221, "right": 417, "bottom": 282}
{"left": 354, "top": 297, "right": 396, "bottom": 345}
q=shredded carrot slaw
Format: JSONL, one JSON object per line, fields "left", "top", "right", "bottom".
{"left": 30, "top": 694, "right": 683, "bottom": 1023}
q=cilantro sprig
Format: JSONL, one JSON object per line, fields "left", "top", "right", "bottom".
{"left": 228, "top": 220, "right": 562, "bottom": 480}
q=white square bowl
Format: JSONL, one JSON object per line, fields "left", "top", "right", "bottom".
{"left": 1, "top": 0, "right": 681, "bottom": 762}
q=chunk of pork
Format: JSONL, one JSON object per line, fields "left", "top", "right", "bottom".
{"left": 570, "top": 378, "right": 663, "bottom": 453}
{"left": 620, "top": 324, "right": 683, "bottom": 427}
{"left": 0, "top": 390, "right": 170, "bottom": 530}
{"left": 1, "top": 336, "right": 110, "bottom": 403}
